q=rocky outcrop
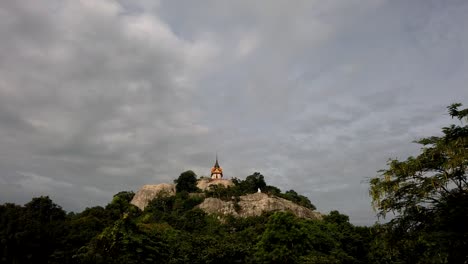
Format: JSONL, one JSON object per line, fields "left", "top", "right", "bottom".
{"left": 131, "top": 179, "right": 234, "bottom": 210}
{"left": 131, "top": 181, "right": 322, "bottom": 220}
{"left": 196, "top": 178, "right": 234, "bottom": 191}
{"left": 130, "top": 183, "right": 176, "bottom": 210}
{"left": 197, "top": 193, "right": 322, "bottom": 220}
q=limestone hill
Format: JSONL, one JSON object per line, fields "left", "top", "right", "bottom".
{"left": 131, "top": 179, "right": 322, "bottom": 220}
{"left": 130, "top": 179, "right": 234, "bottom": 210}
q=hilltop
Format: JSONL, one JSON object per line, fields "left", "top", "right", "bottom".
{"left": 131, "top": 172, "right": 321, "bottom": 220}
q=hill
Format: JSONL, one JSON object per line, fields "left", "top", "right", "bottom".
{"left": 130, "top": 175, "right": 321, "bottom": 220}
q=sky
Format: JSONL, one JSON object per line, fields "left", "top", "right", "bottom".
{"left": 0, "top": 0, "right": 467, "bottom": 225}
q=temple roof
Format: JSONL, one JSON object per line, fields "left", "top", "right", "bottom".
{"left": 211, "top": 155, "right": 223, "bottom": 174}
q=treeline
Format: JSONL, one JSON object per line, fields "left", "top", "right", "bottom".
{"left": 0, "top": 170, "right": 375, "bottom": 263}
{"left": 0, "top": 191, "right": 375, "bottom": 264}
{"left": 1, "top": 167, "right": 466, "bottom": 263}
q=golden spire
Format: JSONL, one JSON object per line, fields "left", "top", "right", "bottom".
{"left": 211, "top": 153, "right": 223, "bottom": 179}
{"left": 214, "top": 153, "right": 220, "bottom": 168}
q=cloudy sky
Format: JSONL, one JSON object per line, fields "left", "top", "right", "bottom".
{"left": 1, "top": 0, "right": 467, "bottom": 225}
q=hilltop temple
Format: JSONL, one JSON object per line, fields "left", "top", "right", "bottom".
{"left": 210, "top": 155, "right": 223, "bottom": 179}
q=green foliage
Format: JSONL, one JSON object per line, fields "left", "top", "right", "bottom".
{"left": 105, "top": 191, "right": 139, "bottom": 220}
{"left": 204, "top": 172, "right": 316, "bottom": 212}
{"left": 238, "top": 172, "right": 267, "bottom": 193}
{"left": 369, "top": 103, "right": 468, "bottom": 263}
{"left": 253, "top": 211, "right": 371, "bottom": 264}
{"left": 76, "top": 217, "right": 168, "bottom": 264}
{"left": 278, "top": 190, "right": 317, "bottom": 210}
{"left": 204, "top": 184, "right": 242, "bottom": 201}
{"left": 0, "top": 203, "right": 26, "bottom": 264}
{"left": 203, "top": 172, "right": 267, "bottom": 200}
{"left": 254, "top": 212, "right": 314, "bottom": 263}
{"left": 0, "top": 192, "right": 375, "bottom": 264}
{"left": 145, "top": 195, "right": 176, "bottom": 220}
{"left": 144, "top": 191, "right": 205, "bottom": 232}
{"left": 0, "top": 171, "right": 376, "bottom": 263}
{"left": 174, "top": 170, "right": 200, "bottom": 193}
{"left": 264, "top": 185, "right": 281, "bottom": 195}
{"left": 0, "top": 196, "right": 67, "bottom": 263}
{"left": 324, "top": 210, "right": 350, "bottom": 225}
{"left": 324, "top": 211, "right": 375, "bottom": 263}
{"left": 62, "top": 206, "right": 111, "bottom": 260}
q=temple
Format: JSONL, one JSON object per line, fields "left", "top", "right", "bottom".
{"left": 210, "top": 155, "right": 223, "bottom": 179}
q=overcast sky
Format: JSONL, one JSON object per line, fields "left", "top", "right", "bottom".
{"left": 1, "top": 0, "right": 467, "bottom": 225}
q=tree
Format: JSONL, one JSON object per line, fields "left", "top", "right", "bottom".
{"left": 61, "top": 206, "right": 111, "bottom": 262}
{"left": 75, "top": 216, "right": 168, "bottom": 264}
{"left": 105, "top": 191, "right": 138, "bottom": 220}
{"left": 0, "top": 203, "right": 25, "bottom": 264}
{"left": 254, "top": 212, "right": 343, "bottom": 263}
{"left": 239, "top": 172, "right": 267, "bottom": 194}
{"left": 369, "top": 103, "right": 468, "bottom": 263}
{"left": 324, "top": 210, "right": 350, "bottom": 225}
{"left": 0, "top": 197, "right": 68, "bottom": 263}
{"left": 174, "top": 170, "right": 199, "bottom": 193}
{"left": 282, "top": 190, "right": 316, "bottom": 210}
{"left": 254, "top": 212, "right": 312, "bottom": 263}
{"left": 324, "top": 211, "right": 373, "bottom": 263}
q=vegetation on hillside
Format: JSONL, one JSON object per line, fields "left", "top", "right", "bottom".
{"left": 0, "top": 194, "right": 372, "bottom": 263}
{"left": 203, "top": 171, "right": 316, "bottom": 210}
{"left": 0, "top": 173, "right": 368, "bottom": 263}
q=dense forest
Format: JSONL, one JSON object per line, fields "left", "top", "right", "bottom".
{"left": 1, "top": 104, "right": 467, "bottom": 264}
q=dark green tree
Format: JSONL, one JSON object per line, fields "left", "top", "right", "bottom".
{"left": 59, "top": 206, "right": 112, "bottom": 262}
{"left": 324, "top": 210, "right": 350, "bottom": 225}
{"left": 254, "top": 212, "right": 339, "bottom": 263}
{"left": 323, "top": 211, "right": 373, "bottom": 263}
{"left": 239, "top": 172, "right": 267, "bottom": 194}
{"left": 282, "top": 190, "right": 316, "bottom": 210}
{"left": 0, "top": 196, "right": 68, "bottom": 263}
{"left": 105, "top": 191, "right": 138, "bottom": 220}
{"left": 0, "top": 203, "right": 25, "bottom": 264}
{"left": 254, "top": 212, "right": 305, "bottom": 263}
{"left": 369, "top": 103, "right": 468, "bottom": 263}
{"left": 264, "top": 185, "right": 281, "bottom": 195}
{"left": 174, "top": 170, "right": 199, "bottom": 193}
{"left": 76, "top": 215, "right": 168, "bottom": 264}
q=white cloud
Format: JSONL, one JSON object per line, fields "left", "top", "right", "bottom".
{"left": 0, "top": 0, "right": 467, "bottom": 225}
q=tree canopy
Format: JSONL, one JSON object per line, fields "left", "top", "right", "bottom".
{"left": 174, "top": 170, "right": 199, "bottom": 193}
{"left": 369, "top": 103, "right": 468, "bottom": 263}
{"left": 0, "top": 172, "right": 372, "bottom": 264}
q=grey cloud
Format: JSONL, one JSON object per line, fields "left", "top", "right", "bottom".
{"left": 1, "top": 0, "right": 468, "bottom": 225}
